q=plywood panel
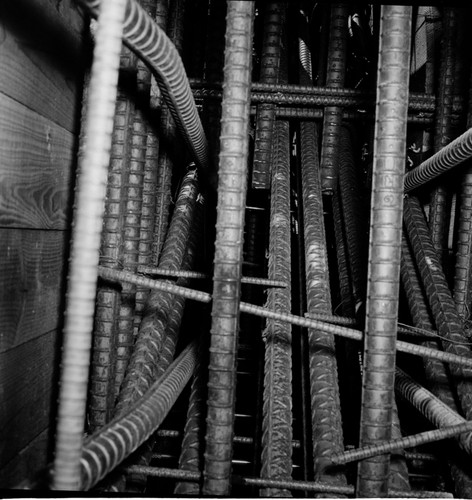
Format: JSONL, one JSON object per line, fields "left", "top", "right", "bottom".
{"left": 0, "top": 229, "right": 68, "bottom": 351}
{"left": 0, "top": 0, "right": 84, "bottom": 132}
{"left": 0, "top": 329, "right": 59, "bottom": 470}
{"left": 0, "top": 93, "right": 76, "bottom": 230}
{"left": 0, "top": 428, "right": 50, "bottom": 488}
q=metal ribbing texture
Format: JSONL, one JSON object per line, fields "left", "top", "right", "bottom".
{"left": 80, "top": 340, "right": 198, "bottom": 490}
{"left": 252, "top": 2, "right": 285, "bottom": 189}
{"left": 260, "top": 118, "right": 292, "bottom": 496}
{"left": 428, "top": 8, "right": 456, "bottom": 266}
{"left": 320, "top": 4, "right": 348, "bottom": 194}
{"left": 97, "top": 266, "right": 472, "bottom": 369}
{"left": 453, "top": 67, "right": 472, "bottom": 320}
{"left": 357, "top": 6, "right": 412, "bottom": 497}
{"left": 51, "top": 0, "right": 127, "bottom": 490}
{"left": 395, "top": 368, "right": 472, "bottom": 454}
{"left": 300, "top": 119, "right": 346, "bottom": 488}
{"left": 113, "top": 170, "right": 198, "bottom": 418}
{"left": 403, "top": 195, "right": 472, "bottom": 419}
{"left": 89, "top": 47, "right": 135, "bottom": 431}
{"left": 203, "top": 2, "right": 254, "bottom": 495}
{"left": 80, "top": 0, "right": 210, "bottom": 181}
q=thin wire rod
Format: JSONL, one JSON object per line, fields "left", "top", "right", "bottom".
{"left": 121, "top": 465, "right": 452, "bottom": 498}
{"left": 97, "top": 266, "right": 472, "bottom": 369}
{"left": 329, "top": 421, "right": 472, "bottom": 466}
{"left": 137, "top": 266, "right": 286, "bottom": 287}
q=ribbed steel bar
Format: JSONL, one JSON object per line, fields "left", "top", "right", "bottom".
{"left": 428, "top": 8, "right": 457, "bottom": 267}
{"left": 97, "top": 266, "right": 472, "bottom": 370}
{"left": 320, "top": 4, "right": 348, "bottom": 193}
{"left": 300, "top": 119, "right": 347, "bottom": 488}
{"left": 357, "top": 6, "right": 412, "bottom": 497}
{"left": 190, "top": 80, "right": 449, "bottom": 112}
{"left": 330, "top": 421, "right": 472, "bottom": 466}
{"left": 453, "top": 66, "right": 472, "bottom": 320}
{"left": 79, "top": 0, "right": 211, "bottom": 182}
{"left": 80, "top": 340, "right": 198, "bottom": 490}
{"left": 388, "top": 406, "right": 410, "bottom": 493}
{"left": 88, "top": 47, "right": 134, "bottom": 431}
{"left": 51, "top": 0, "right": 127, "bottom": 490}
{"left": 395, "top": 368, "right": 472, "bottom": 454}
{"left": 137, "top": 266, "right": 286, "bottom": 287}
{"left": 122, "top": 465, "right": 452, "bottom": 498}
{"left": 113, "top": 170, "right": 198, "bottom": 418}
{"left": 203, "top": 2, "right": 254, "bottom": 496}
{"left": 260, "top": 118, "right": 293, "bottom": 496}
{"left": 252, "top": 2, "right": 285, "bottom": 189}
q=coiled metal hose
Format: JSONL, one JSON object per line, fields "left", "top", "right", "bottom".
{"left": 78, "top": 0, "right": 211, "bottom": 184}
{"left": 52, "top": 0, "right": 128, "bottom": 490}
{"left": 357, "top": 6, "right": 412, "bottom": 497}
{"left": 203, "top": 2, "right": 255, "bottom": 496}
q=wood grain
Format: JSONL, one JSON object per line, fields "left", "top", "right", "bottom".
{"left": 0, "top": 93, "right": 76, "bottom": 230}
{"left": 0, "top": 428, "right": 50, "bottom": 488}
{"left": 0, "top": 229, "right": 68, "bottom": 351}
{"left": 0, "top": 329, "right": 59, "bottom": 471}
{"left": 0, "top": 0, "right": 84, "bottom": 132}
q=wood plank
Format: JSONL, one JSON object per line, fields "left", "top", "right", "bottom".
{"left": 0, "top": 0, "right": 84, "bottom": 132}
{"left": 0, "top": 229, "right": 68, "bottom": 351}
{"left": 0, "top": 329, "right": 59, "bottom": 471}
{"left": 0, "top": 93, "right": 76, "bottom": 230}
{"left": 0, "top": 428, "right": 50, "bottom": 488}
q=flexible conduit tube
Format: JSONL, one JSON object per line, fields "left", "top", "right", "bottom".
{"left": 252, "top": 2, "right": 285, "bottom": 189}
{"left": 98, "top": 266, "right": 472, "bottom": 370}
{"left": 261, "top": 118, "right": 293, "bottom": 496}
{"left": 357, "top": 6, "right": 412, "bottom": 497}
{"left": 203, "top": 3, "right": 254, "bottom": 495}
{"left": 78, "top": 0, "right": 211, "bottom": 183}
{"left": 51, "top": 0, "right": 127, "bottom": 490}
{"left": 320, "top": 4, "right": 348, "bottom": 193}
{"left": 80, "top": 340, "right": 198, "bottom": 490}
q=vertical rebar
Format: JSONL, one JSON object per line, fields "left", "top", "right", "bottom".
{"left": 203, "top": 2, "right": 255, "bottom": 495}
{"left": 428, "top": 9, "right": 456, "bottom": 268}
{"left": 300, "top": 119, "right": 347, "bottom": 490}
{"left": 261, "top": 118, "right": 293, "bottom": 496}
{"left": 357, "top": 6, "right": 412, "bottom": 497}
{"left": 252, "top": 2, "right": 285, "bottom": 189}
{"left": 320, "top": 4, "right": 348, "bottom": 194}
{"left": 52, "top": 0, "right": 127, "bottom": 489}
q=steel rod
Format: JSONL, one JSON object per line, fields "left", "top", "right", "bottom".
{"left": 357, "top": 6, "right": 412, "bottom": 497}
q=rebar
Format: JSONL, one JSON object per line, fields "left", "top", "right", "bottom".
{"left": 51, "top": 0, "right": 127, "bottom": 490}
{"left": 252, "top": 2, "right": 285, "bottom": 189}
{"left": 97, "top": 267, "right": 472, "bottom": 370}
{"left": 261, "top": 118, "right": 293, "bottom": 496}
{"left": 320, "top": 4, "right": 348, "bottom": 193}
{"left": 137, "top": 266, "right": 286, "bottom": 287}
{"left": 203, "top": 2, "right": 255, "bottom": 495}
{"left": 357, "top": 6, "right": 412, "bottom": 497}
{"left": 122, "top": 465, "right": 453, "bottom": 497}
{"left": 403, "top": 195, "right": 472, "bottom": 421}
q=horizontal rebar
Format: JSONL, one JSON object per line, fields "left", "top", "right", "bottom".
{"left": 122, "top": 465, "right": 451, "bottom": 497}
{"left": 190, "top": 79, "right": 462, "bottom": 113}
{"left": 328, "top": 421, "right": 472, "bottom": 466}
{"left": 97, "top": 267, "right": 472, "bottom": 369}
{"left": 136, "top": 265, "right": 286, "bottom": 287}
